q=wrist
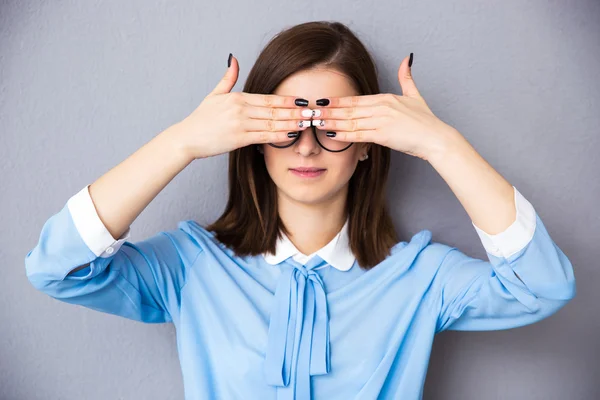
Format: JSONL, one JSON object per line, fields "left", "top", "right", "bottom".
{"left": 424, "top": 127, "right": 467, "bottom": 164}
{"left": 159, "top": 122, "right": 195, "bottom": 165}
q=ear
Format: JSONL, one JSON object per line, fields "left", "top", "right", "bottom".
{"left": 358, "top": 143, "right": 371, "bottom": 161}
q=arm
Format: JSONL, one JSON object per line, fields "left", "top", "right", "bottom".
{"left": 78, "top": 124, "right": 193, "bottom": 256}
{"left": 68, "top": 123, "right": 192, "bottom": 274}
{"left": 424, "top": 130, "right": 576, "bottom": 331}
{"left": 25, "top": 124, "right": 201, "bottom": 323}
{"left": 432, "top": 209, "right": 576, "bottom": 332}
{"left": 425, "top": 129, "right": 517, "bottom": 238}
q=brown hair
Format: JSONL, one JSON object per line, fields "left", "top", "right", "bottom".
{"left": 205, "top": 21, "right": 399, "bottom": 270}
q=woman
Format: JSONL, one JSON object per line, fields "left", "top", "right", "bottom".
{"left": 25, "top": 21, "right": 576, "bottom": 400}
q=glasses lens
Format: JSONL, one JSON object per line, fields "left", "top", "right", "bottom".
{"left": 268, "top": 127, "right": 353, "bottom": 151}
{"left": 269, "top": 135, "right": 297, "bottom": 148}
{"left": 314, "top": 127, "right": 352, "bottom": 151}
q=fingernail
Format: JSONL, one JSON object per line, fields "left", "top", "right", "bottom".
{"left": 298, "top": 120, "right": 311, "bottom": 128}
{"left": 326, "top": 132, "right": 336, "bottom": 137}
{"left": 316, "top": 98, "right": 330, "bottom": 106}
{"left": 300, "top": 109, "right": 322, "bottom": 118}
{"left": 227, "top": 53, "right": 233, "bottom": 68}
{"left": 408, "top": 52, "right": 413, "bottom": 68}
{"left": 312, "top": 119, "right": 325, "bottom": 127}
{"left": 295, "top": 98, "right": 309, "bottom": 107}
{"left": 288, "top": 132, "right": 299, "bottom": 138}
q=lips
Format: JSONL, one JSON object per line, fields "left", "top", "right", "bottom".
{"left": 290, "top": 167, "right": 326, "bottom": 172}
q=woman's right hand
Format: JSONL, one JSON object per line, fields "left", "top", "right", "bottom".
{"left": 173, "top": 54, "right": 314, "bottom": 160}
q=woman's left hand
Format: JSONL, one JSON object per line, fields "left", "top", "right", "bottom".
{"left": 313, "top": 54, "right": 462, "bottom": 161}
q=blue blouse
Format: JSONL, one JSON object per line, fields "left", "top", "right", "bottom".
{"left": 24, "top": 185, "right": 576, "bottom": 399}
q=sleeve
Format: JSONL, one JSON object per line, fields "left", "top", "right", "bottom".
{"left": 24, "top": 185, "right": 203, "bottom": 324}
{"left": 471, "top": 186, "right": 538, "bottom": 259}
{"left": 433, "top": 186, "right": 576, "bottom": 332}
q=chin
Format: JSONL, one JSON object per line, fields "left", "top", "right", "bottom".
{"left": 281, "top": 187, "right": 330, "bottom": 205}
{"left": 289, "top": 192, "right": 327, "bottom": 205}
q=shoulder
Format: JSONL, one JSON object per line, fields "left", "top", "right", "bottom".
{"left": 174, "top": 219, "right": 230, "bottom": 255}
{"left": 407, "top": 229, "right": 466, "bottom": 278}
{"left": 391, "top": 228, "right": 454, "bottom": 264}
{"left": 382, "top": 228, "right": 456, "bottom": 276}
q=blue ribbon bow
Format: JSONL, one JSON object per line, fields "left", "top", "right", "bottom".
{"left": 264, "top": 256, "right": 331, "bottom": 399}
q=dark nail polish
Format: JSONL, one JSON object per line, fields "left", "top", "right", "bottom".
{"left": 408, "top": 52, "right": 413, "bottom": 68}
{"left": 316, "top": 98, "right": 330, "bottom": 106}
{"left": 326, "top": 131, "right": 336, "bottom": 137}
{"left": 227, "top": 53, "right": 233, "bottom": 68}
{"left": 288, "top": 132, "right": 299, "bottom": 138}
{"left": 294, "top": 98, "right": 309, "bottom": 107}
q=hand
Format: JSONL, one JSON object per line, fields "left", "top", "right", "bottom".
{"left": 309, "top": 54, "right": 462, "bottom": 161}
{"left": 173, "top": 54, "right": 315, "bottom": 160}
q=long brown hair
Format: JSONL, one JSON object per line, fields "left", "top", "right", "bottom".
{"left": 205, "top": 21, "right": 399, "bottom": 270}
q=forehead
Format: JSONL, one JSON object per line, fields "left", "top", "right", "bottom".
{"left": 273, "top": 68, "right": 358, "bottom": 106}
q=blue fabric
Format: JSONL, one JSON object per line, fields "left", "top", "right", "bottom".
{"left": 264, "top": 256, "right": 331, "bottom": 400}
{"left": 25, "top": 203, "right": 576, "bottom": 399}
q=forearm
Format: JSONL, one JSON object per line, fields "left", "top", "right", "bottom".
{"left": 425, "top": 129, "right": 516, "bottom": 235}
{"left": 89, "top": 123, "right": 193, "bottom": 240}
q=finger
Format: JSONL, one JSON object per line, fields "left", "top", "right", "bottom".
{"left": 322, "top": 129, "right": 379, "bottom": 143}
{"left": 209, "top": 53, "right": 239, "bottom": 96}
{"left": 243, "top": 118, "right": 313, "bottom": 133}
{"left": 243, "top": 104, "right": 318, "bottom": 120}
{"left": 240, "top": 92, "right": 309, "bottom": 109}
{"left": 238, "top": 131, "right": 304, "bottom": 147}
{"left": 311, "top": 117, "right": 380, "bottom": 133}
{"left": 318, "top": 93, "right": 389, "bottom": 108}
{"left": 397, "top": 53, "right": 422, "bottom": 99}
{"left": 315, "top": 105, "right": 383, "bottom": 120}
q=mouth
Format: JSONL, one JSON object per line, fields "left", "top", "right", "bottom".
{"left": 289, "top": 167, "right": 327, "bottom": 178}
{"left": 289, "top": 167, "right": 327, "bottom": 172}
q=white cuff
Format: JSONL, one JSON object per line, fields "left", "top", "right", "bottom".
{"left": 66, "top": 184, "right": 131, "bottom": 258}
{"left": 471, "top": 185, "right": 537, "bottom": 259}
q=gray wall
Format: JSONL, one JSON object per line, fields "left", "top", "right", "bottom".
{"left": 2, "top": 1, "right": 598, "bottom": 399}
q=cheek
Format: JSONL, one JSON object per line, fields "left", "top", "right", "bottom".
{"left": 262, "top": 150, "right": 287, "bottom": 182}
{"left": 327, "top": 156, "right": 359, "bottom": 183}
{"left": 339, "top": 151, "right": 361, "bottom": 171}
{"left": 342, "top": 161, "right": 359, "bottom": 181}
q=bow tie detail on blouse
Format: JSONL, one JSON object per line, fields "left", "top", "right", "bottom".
{"left": 264, "top": 256, "right": 331, "bottom": 399}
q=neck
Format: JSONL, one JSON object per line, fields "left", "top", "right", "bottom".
{"left": 278, "top": 190, "right": 348, "bottom": 256}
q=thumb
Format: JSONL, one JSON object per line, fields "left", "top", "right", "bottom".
{"left": 397, "top": 53, "right": 421, "bottom": 99}
{"left": 209, "top": 53, "right": 239, "bottom": 96}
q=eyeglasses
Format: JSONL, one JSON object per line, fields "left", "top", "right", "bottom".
{"left": 267, "top": 123, "right": 354, "bottom": 152}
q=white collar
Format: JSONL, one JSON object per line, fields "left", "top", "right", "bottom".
{"left": 262, "top": 218, "right": 355, "bottom": 271}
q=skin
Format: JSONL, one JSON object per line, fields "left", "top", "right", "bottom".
{"left": 308, "top": 54, "right": 518, "bottom": 238}
{"left": 68, "top": 54, "right": 518, "bottom": 278}
{"left": 259, "top": 67, "right": 371, "bottom": 256}
{"left": 257, "top": 54, "right": 517, "bottom": 258}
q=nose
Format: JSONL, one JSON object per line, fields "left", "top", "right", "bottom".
{"left": 294, "top": 126, "right": 321, "bottom": 156}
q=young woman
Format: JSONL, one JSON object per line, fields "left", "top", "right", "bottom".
{"left": 25, "top": 21, "right": 576, "bottom": 400}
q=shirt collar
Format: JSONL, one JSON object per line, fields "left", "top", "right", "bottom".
{"left": 262, "top": 218, "right": 355, "bottom": 271}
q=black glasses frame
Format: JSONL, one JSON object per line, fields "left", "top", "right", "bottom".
{"left": 267, "top": 125, "right": 354, "bottom": 152}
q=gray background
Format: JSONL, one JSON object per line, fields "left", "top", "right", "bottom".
{"left": 2, "top": 1, "right": 598, "bottom": 399}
